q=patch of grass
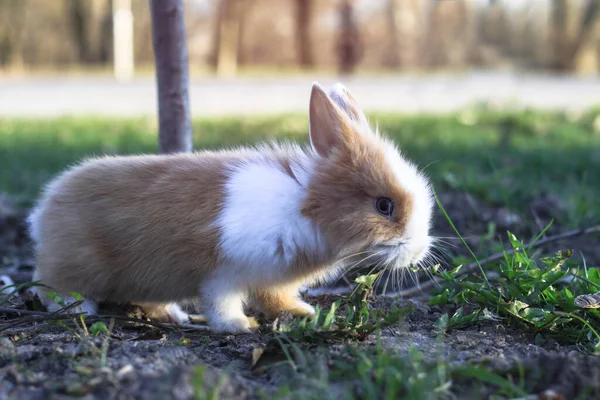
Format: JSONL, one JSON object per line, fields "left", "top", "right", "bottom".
{"left": 2, "top": 108, "right": 600, "bottom": 398}
{"left": 1, "top": 107, "right": 599, "bottom": 226}
{"left": 430, "top": 221, "right": 600, "bottom": 353}
{"left": 258, "top": 273, "right": 543, "bottom": 399}
{"left": 331, "top": 344, "right": 455, "bottom": 400}
{"left": 264, "top": 334, "right": 538, "bottom": 400}
{"left": 274, "top": 273, "right": 411, "bottom": 343}
{"left": 192, "top": 365, "right": 228, "bottom": 400}
{"left": 1, "top": 284, "right": 116, "bottom": 368}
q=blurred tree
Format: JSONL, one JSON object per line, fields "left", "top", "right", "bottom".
{"left": 150, "top": 0, "right": 192, "bottom": 154}
{"left": 336, "top": 0, "right": 362, "bottom": 75}
{"left": 67, "top": 0, "right": 115, "bottom": 65}
{"left": 384, "top": 0, "right": 422, "bottom": 68}
{"left": 552, "top": 0, "right": 600, "bottom": 72}
{"left": 113, "top": 0, "right": 134, "bottom": 81}
{"left": 0, "top": 0, "right": 595, "bottom": 75}
{"left": 295, "top": 0, "right": 314, "bottom": 68}
{"left": 423, "top": 0, "right": 475, "bottom": 68}
{"left": 214, "top": 0, "right": 243, "bottom": 77}
{"left": 385, "top": 0, "right": 401, "bottom": 68}
{"left": 68, "top": 0, "right": 93, "bottom": 64}
{"left": 571, "top": 0, "right": 600, "bottom": 74}
{"left": 0, "top": 0, "right": 28, "bottom": 69}
{"left": 98, "top": 0, "right": 113, "bottom": 63}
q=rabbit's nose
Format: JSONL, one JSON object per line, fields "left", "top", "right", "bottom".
{"left": 410, "top": 247, "right": 427, "bottom": 264}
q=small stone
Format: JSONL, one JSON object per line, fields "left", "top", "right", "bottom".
{"left": 271, "top": 311, "right": 294, "bottom": 331}
{"left": 114, "top": 364, "right": 133, "bottom": 381}
{"left": 538, "top": 389, "right": 565, "bottom": 400}
{"left": 530, "top": 193, "right": 565, "bottom": 220}
{"left": 494, "top": 208, "right": 522, "bottom": 228}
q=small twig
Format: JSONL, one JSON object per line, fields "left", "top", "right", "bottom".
{"left": 397, "top": 224, "right": 600, "bottom": 297}
{"left": 165, "top": 322, "right": 211, "bottom": 331}
{"left": 86, "top": 314, "right": 179, "bottom": 331}
{"left": 0, "top": 300, "right": 87, "bottom": 331}
{"left": 0, "top": 312, "right": 87, "bottom": 332}
{"left": 0, "top": 307, "right": 61, "bottom": 317}
{"left": 0, "top": 307, "right": 185, "bottom": 332}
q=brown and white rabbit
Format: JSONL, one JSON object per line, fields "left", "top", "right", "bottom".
{"left": 28, "top": 82, "right": 434, "bottom": 333}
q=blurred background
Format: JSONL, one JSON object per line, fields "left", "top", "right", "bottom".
{"left": 1, "top": 0, "right": 600, "bottom": 76}
{"left": 1, "top": 0, "right": 600, "bottom": 117}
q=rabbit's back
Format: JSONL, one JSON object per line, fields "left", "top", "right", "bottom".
{"left": 30, "top": 153, "right": 231, "bottom": 302}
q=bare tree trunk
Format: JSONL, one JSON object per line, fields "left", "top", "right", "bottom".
{"left": 1, "top": 0, "right": 28, "bottom": 70}
{"left": 295, "top": 0, "right": 313, "bottom": 68}
{"left": 236, "top": 0, "right": 249, "bottom": 65}
{"left": 385, "top": 0, "right": 401, "bottom": 68}
{"left": 336, "top": 0, "right": 362, "bottom": 76}
{"left": 215, "top": 0, "right": 243, "bottom": 77}
{"left": 98, "top": 0, "right": 113, "bottom": 64}
{"left": 552, "top": 0, "right": 599, "bottom": 72}
{"left": 150, "top": 0, "right": 193, "bottom": 154}
{"left": 571, "top": 0, "right": 600, "bottom": 73}
{"left": 68, "top": 0, "right": 93, "bottom": 64}
{"left": 552, "top": 0, "right": 569, "bottom": 70}
{"left": 113, "top": 0, "right": 134, "bottom": 81}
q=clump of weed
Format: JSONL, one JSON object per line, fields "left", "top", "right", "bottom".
{"left": 430, "top": 229, "right": 600, "bottom": 353}
{"left": 275, "top": 273, "right": 412, "bottom": 344}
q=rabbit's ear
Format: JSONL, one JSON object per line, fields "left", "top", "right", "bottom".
{"left": 328, "top": 83, "right": 369, "bottom": 128}
{"left": 309, "top": 82, "right": 354, "bottom": 157}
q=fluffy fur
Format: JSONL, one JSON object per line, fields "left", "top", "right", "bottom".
{"left": 28, "top": 82, "right": 434, "bottom": 333}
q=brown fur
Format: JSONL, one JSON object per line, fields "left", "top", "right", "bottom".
{"left": 249, "top": 284, "right": 314, "bottom": 319}
{"left": 33, "top": 153, "right": 230, "bottom": 304}
{"left": 304, "top": 85, "right": 414, "bottom": 257}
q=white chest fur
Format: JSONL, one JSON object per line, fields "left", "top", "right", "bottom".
{"left": 216, "top": 155, "right": 325, "bottom": 284}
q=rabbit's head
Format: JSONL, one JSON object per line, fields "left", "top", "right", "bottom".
{"left": 303, "top": 83, "right": 434, "bottom": 271}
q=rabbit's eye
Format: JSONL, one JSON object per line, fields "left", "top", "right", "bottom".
{"left": 375, "top": 197, "right": 394, "bottom": 216}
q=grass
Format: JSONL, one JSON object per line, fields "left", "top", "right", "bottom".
{"left": 2, "top": 108, "right": 600, "bottom": 398}
{"left": 252, "top": 221, "right": 600, "bottom": 398}
{"left": 430, "top": 227, "right": 600, "bottom": 354}
{"left": 1, "top": 106, "right": 600, "bottom": 228}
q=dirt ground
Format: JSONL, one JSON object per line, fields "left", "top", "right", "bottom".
{"left": 1, "top": 191, "right": 599, "bottom": 399}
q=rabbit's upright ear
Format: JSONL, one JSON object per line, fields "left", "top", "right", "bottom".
{"left": 328, "top": 83, "right": 369, "bottom": 128}
{"left": 309, "top": 82, "right": 354, "bottom": 158}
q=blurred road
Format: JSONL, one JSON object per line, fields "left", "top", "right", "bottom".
{"left": 1, "top": 71, "right": 600, "bottom": 117}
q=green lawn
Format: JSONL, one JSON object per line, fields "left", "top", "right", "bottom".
{"left": 2, "top": 109, "right": 600, "bottom": 398}
{"left": 1, "top": 108, "right": 599, "bottom": 227}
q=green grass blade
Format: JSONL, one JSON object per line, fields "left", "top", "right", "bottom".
{"left": 433, "top": 189, "right": 491, "bottom": 290}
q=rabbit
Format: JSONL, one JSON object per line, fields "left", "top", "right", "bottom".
{"left": 27, "top": 82, "right": 434, "bottom": 333}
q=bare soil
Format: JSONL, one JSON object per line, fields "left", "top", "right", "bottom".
{"left": 1, "top": 191, "right": 599, "bottom": 399}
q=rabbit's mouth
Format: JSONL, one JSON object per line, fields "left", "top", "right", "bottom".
{"left": 337, "top": 239, "right": 430, "bottom": 274}
{"left": 371, "top": 241, "right": 429, "bottom": 271}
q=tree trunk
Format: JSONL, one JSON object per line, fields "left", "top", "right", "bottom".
{"left": 1, "top": 0, "right": 28, "bottom": 70}
{"left": 98, "top": 0, "right": 113, "bottom": 63}
{"left": 385, "top": 0, "right": 401, "bottom": 68}
{"left": 215, "top": 0, "right": 243, "bottom": 77}
{"left": 552, "top": 0, "right": 600, "bottom": 72}
{"left": 150, "top": 0, "right": 193, "bottom": 154}
{"left": 295, "top": 0, "right": 313, "bottom": 68}
{"left": 336, "top": 0, "right": 362, "bottom": 75}
{"left": 68, "top": 0, "right": 93, "bottom": 64}
{"left": 571, "top": 0, "right": 600, "bottom": 73}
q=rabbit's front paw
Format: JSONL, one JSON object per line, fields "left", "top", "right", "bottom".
{"left": 210, "top": 316, "right": 252, "bottom": 334}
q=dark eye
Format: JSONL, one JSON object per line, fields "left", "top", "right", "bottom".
{"left": 375, "top": 197, "right": 394, "bottom": 216}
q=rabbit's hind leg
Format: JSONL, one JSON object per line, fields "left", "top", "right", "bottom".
{"left": 136, "top": 302, "right": 191, "bottom": 324}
